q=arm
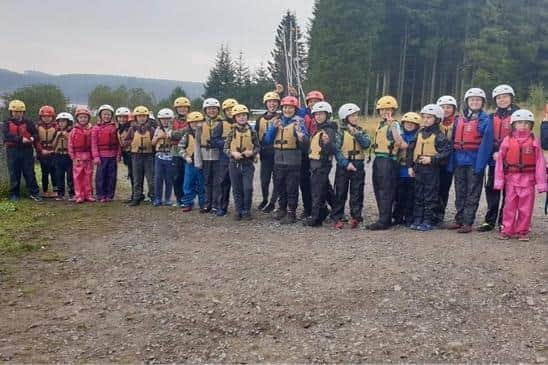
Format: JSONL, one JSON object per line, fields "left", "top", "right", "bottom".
{"left": 534, "top": 138, "right": 547, "bottom": 192}
{"left": 251, "top": 129, "right": 260, "bottom": 156}
{"left": 211, "top": 123, "right": 225, "bottom": 149}
{"left": 321, "top": 127, "right": 337, "bottom": 156}
{"left": 406, "top": 139, "right": 417, "bottom": 168}
{"left": 68, "top": 130, "right": 75, "bottom": 160}
{"left": 493, "top": 137, "right": 508, "bottom": 190}
{"left": 431, "top": 133, "right": 451, "bottom": 166}
{"left": 179, "top": 132, "right": 189, "bottom": 158}
{"left": 474, "top": 112, "right": 494, "bottom": 174}
{"left": 354, "top": 129, "right": 371, "bottom": 150}
{"left": 223, "top": 130, "right": 234, "bottom": 158}
{"left": 541, "top": 120, "right": 548, "bottom": 150}
{"left": 91, "top": 126, "right": 100, "bottom": 160}
{"left": 334, "top": 129, "right": 350, "bottom": 168}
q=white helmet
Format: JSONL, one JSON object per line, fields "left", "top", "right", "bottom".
{"left": 510, "top": 109, "right": 535, "bottom": 125}
{"left": 338, "top": 103, "right": 360, "bottom": 121}
{"left": 55, "top": 112, "right": 74, "bottom": 122}
{"left": 97, "top": 104, "right": 115, "bottom": 115}
{"left": 420, "top": 104, "right": 444, "bottom": 120}
{"left": 202, "top": 98, "right": 221, "bottom": 110}
{"left": 492, "top": 84, "right": 515, "bottom": 99}
{"left": 464, "top": 88, "right": 486, "bottom": 101}
{"left": 311, "top": 101, "right": 333, "bottom": 115}
{"left": 157, "top": 108, "right": 175, "bottom": 119}
{"left": 436, "top": 95, "right": 458, "bottom": 108}
{"left": 148, "top": 112, "right": 156, "bottom": 120}
{"left": 115, "top": 107, "right": 130, "bottom": 117}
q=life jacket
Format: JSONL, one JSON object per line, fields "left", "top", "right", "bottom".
{"left": 493, "top": 113, "right": 512, "bottom": 147}
{"left": 130, "top": 129, "right": 153, "bottom": 153}
{"left": 222, "top": 121, "right": 234, "bottom": 138}
{"left": 504, "top": 136, "right": 536, "bottom": 174}
{"left": 440, "top": 115, "right": 456, "bottom": 140}
{"left": 155, "top": 129, "right": 171, "bottom": 153}
{"left": 118, "top": 124, "right": 131, "bottom": 152}
{"left": 172, "top": 118, "right": 188, "bottom": 131}
{"left": 413, "top": 131, "right": 437, "bottom": 161}
{"left": 5, "top": 120, "right": 32, "bottom": 147}
{"left": 185, "top": 133, "right": 196, "bottom": 159}
{"left": 37, "top": 123, "right": 57, "bottom": 150}
{"left": 97, "top": 123, "right": 119, "bottom": 151}
{"left": 341, "top": 130, "right": 365, "bottom": 160}
{"left": 72, "top": 126, "right": 91, "bottom": 153}
{"left": 257, "top": 115, "right": 273, "bottom": 142}
{"left": 229, "top": 127, "right": 254, "bottom": 154}
{"left": 54, "top": 131, "right": 69, "bottom": 154}
{"left": 397, "top": 132, "right": 417, "bottom": 166}
{"left": 374, "top": 123, "right": 399, "bottom": 155}
{"left": 274, "top": 123, "right": 298, "bottom": 150}
{"left": 453, "top": 117, "right": 481, "bottom": 151}
{"left": 200, "top": 120, "right": 220, "bottom": 147}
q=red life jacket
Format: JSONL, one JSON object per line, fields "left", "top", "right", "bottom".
{"left": 171, "top": 118, "right": 188, "bottom": 145}
{"left": 493, "top": 113, "right": 512, "bottom": 147}
{"left": 97, "top": 123, "right": 118, "bottom": 151}
{"left": 5, "top": 120, "right": 32, "bottom": 147}
{"left": 72, "top": 126, "right": 91, "bottom": 153}
{"left": 504, "top": 136, "right": 536, "bottom": 174}
{"left": 453, "top": 117, "right": 482, "bottom": 151}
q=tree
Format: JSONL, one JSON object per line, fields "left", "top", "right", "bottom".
{"left": 203, "top": 44, "right": 236, "bottom": 100}
{"left": 1, "top": 84, "right": 68, "bottom": 122}
{"left": 156, "top": 86, "right": 187, "bottom": 111}
{"left": 88, "top": 85, "right": 155, "bottom": 111}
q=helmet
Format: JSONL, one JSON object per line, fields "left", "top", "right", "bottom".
{"left": 148, "top": 112, "right": 156, "bottom": 120}
{"left": 222, "top": 98, "right": 238, "bottom": 111}
{"left": 464, "top": 88, "right": 486, "bottom": 101}
{"left": 263, "top": 91, "right": 281, "bottom": 104}
{"left": 305, "top": 90, "right": 325, "bottom": 103}
{"left": 510, "top": 109, "right": 535, "bottom": 125}
{"left": 39, "top": 105, "right": 56, "bottom": 117}
{"left": 420, "top": 104, "right": 444, "bottom": 120}
{"left": 492, "top": 84, "right": 515, "bottom": 99}
{"left": 231, "top": 104, "right": 249, "bottom": 116}
{"left": 74, "top": 107, "right": 91, "bottom": 118}
{"left": 97, "top": 104, "right": 115, "bottom": 115}
{"left": 311, "top": 101, "right": 333, "bottom": 115}
{"left": 115, "top": 107, "right": 131, "bottom": 117}
{"left": 173, "top": 97, "right": 191, "bottom": 109}
{"left": 338, "top": 103, "right": 360, "bottom": 121}
{"left": 202, "top": 98, "right": 221, "bottom": 110}
{"left": 157, "top": 108, "right": 175, "bottom": 119}
{"left": 187, "top": 111, "right": 205, "bottom": 123}
{"left": 55, "top": 112, "right": 74, "bottom": 123}
{"left": 133, "top": 106, "right": 149, "bottom": 116}
{"left": 401, "top": 112, "right": 422, "bottom": 125}
{"left": 8, "top": 100, "right": 26, "bottom": 112}
{"left": 281, "top": 96, "right": 300, "bottom": 108}
{"left": 436, "top": 95, "right": 458, "bottom": 108}
{"left": 376, "top": 95, "right": 398, "bottom": 110}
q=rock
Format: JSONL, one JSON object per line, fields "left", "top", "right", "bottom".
{"left": 486, "top": 282, "right": 495, "bottom": 288}
{"left": 536, "top": 356, "right": 547, "bottom": 364}
{"left": 394, "top": 285, "right": 402, "bottom": 292}
{"left": 526, "top": 297, "right": 535, "bottom": 306}
{"left": 446, "top": 341, "right": 466, "bottom": 353}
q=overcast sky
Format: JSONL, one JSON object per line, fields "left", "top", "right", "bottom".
{"left": 0, "top": 0, "right": 315, "bottom": 83}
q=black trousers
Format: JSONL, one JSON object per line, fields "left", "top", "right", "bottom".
{"left": 214, "top": 160, "right": 231, "bottom": 211}
{"left": 54, "top": 154, "right": 74, "bottom": 197}
{"left": 413, "top": 165, "right": 440, "bottom": 225}
{"left": 131, "top": 153, "right": 154, "bottom": 201}
{"left": 229, "top": 160, "right": 254, "bottom": 214}
{"left": 332, "top": 165, "right": 365, "bottom": 221}
{"left": 393, "top": 177, "right": 414, "bottom": 225}
{"left": 437, "top": 166, "right": 453, "bottom": 223}
{"left": 274, "top": 164, "right": 301, "bottom": 212}
{"left": 300, "top": 153, "right": 312, "bottom": 215}
{"left": 38, "top": 154, "right": 57, "bottom": 192}
{"left": 453, "top": 165, "right": 484, "bottom": 226}
{"left": 202, "top": 160, "right": 219, "bottom": 210}
{"left": 483, "top": 165, "right": 504, "bottom": 226}
{"left": 259, "top": 151, "right": 275, "bottom": 203}
{"left": 122, "top": 151, "right": 134, "bottom": 198}
{"left": 172, "top": 156, "right": 185, "bottom": 203}
{"left": 6, "top": 147, "right": 40, "bottom": 197}
{"left": 310, "top": 165, "right": 334, "bottom": 222}
{"left": 372, "top": 157, "right": 399, "bottom": 226}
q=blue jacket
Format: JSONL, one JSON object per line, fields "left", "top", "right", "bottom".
{"left": 399, "top": 129, "right": 418, "bottom": 178}
{"left": 448, "top": 108, "right": 493, "bottom": 174}
{"left": 263, "top": 113, "right": 309, "bottom": 147}
{"left": 541, "top": 120, "right": 548, "bottom": 150}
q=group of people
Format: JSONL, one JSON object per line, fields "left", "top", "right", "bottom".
{"left": 2, "top": 84, "right": 548, "bottom": 240}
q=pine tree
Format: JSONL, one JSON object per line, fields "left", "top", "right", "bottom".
{"left": 203, "top": 44, "right": 236, "bottom": 100}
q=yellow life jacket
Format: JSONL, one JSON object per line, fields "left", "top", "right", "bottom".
{"left": 229, "top": 128, "right": 254, "bottom": 153}
{"left": 156, "top": 135, "right": 171, "bottom": 153}
{"left": 274, "top": 123, "right": 297, "bottom": 150}
{"left": 200, "top": 120, "right": 220, "bottom": 147}
{"left": 413, "top": 132, "right": 437, "bottom": 161}
{"left": 341, "top": 130, "right": 365, "bottom": 160}
{"left": 186, "top": 133, "right": 196, "bottom": 158}
{"left": 374, "top": 123, "right": 399, "bottom": 155}
{"left": 309, "top": 131, "right": 332, "bottom": 161}
{"left": 130, "top": 129, "right": 153, "bottom": 153}
{"left": 38, "top": 124, "right": 56, "bottom": 149}
{"left": 257, "top": 116, "right": 271, "bottom": 141}
{"left": 54, "top": 131, "right": 69, "bottom": 154}
{"left": 439, "top": 122, "right": 453, "bottom": 141}
{"left": 222, "top": 121, "right": 234, "bottom": 138}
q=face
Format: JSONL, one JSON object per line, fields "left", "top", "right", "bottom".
{"left": 282, "top": 105, "right": 296, "bottom": 118}
{"left": 347, "top": 112, "right": 359, "bottom": 125}
{"left": 235, "top": 113, "right": 248, "bottom": 125}
{"left": 266, "top": 100, "right": 279, "bottom": 113}
{"left": 176, "top": 106, "right": 189, "bottom": 116}
{"left": 314, "top": 111, "right": 327, "bottom": 123}
{"left": 58, "top": 119, "right": 69, "bottom": 130}
{"left": 403, "top": 121, "right": 418, "bottom": 131}
{"left": 12, "top": 111, "right": 24, "bottom": 120}
{"left": 159, "top": 118, "right": 171, "bottom": 128}
{"left": 77, "top": 115, "right": 89, "bottom": 125}
{"left": 205, "top": 107, "right": 219, "bottom": 118}
{"left": 41, "top": 116, "right": 53, "bottom": 124}
{"left": 467, "top": 96, "right": 483, "bottom": 111}
{"left": 441, "top": 104, "right": 455, "bottom": 118}
{"left": 224, "top": 108, "right": 233, "bottom": 118}
{"left": 307, "top": 98, "right": 320, "bottom": 108}
{"left": 136, "top": 115, "right": 147, "bottom": 124}
{"left": 190, "top": 122, "right": 200, "bottom": 130}
{"left": 514, "top": 120, "right": 531, "bottom": 132}
{"left": 422, "top": 114, "right": 436, "bottom": 127}
{"left": 379, "top": 108, "right": 394, "bottom": 119}
{"left": 117, "top": 116, "right": 128, "bottom": 124}
{"left": 100, "top": 110, "right": 113, "bottom": 123}
{"left": 495, "top": 94, "right": 512, "bottom": 109}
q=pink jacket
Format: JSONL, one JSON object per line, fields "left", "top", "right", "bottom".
{"left": 494, "top": 130, "right": 547, "bottom": 192}
{"left": 91, "top": 123, "right": 120, "bottom": 159}
{"left": 68, "top": 124, "right": 92, "bottom": 161}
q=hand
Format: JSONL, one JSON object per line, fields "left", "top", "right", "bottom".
{"left": 419, "top": 156, "right": 432, "bottom": 165}
{"left": 296, "top": 130, "right": 305, "bottom": 141}
{"left": 93, "top": 158, "right": 101, "bottom": 165}
{"left": 22, "top": 137, "right": 31, "bottom": 144}
{"left": 243, "top": 150, "right": 254, "bottom": 158}
{"left": 386, "top": 113, "right": 394, "bottom": 124}
{"left": 231, "top": 151, "right": 242, "bottom": 160}
{"left": 408, "top": 168, "right": 415, "bottom": 177}
{"left": 43, "top": 150, "right": 53, "bottom": 156}
{"left": 288, "top": 85, "right": 298, "bottom": 96}
{"left": 185, "top": 157, "right": 193, "bottom": 164}
{"left": 399, "top": 141, "right": 408, "bottom": 149}
{"left": 492, "top": 152, "right": 499, "bottom": 160}
{"left": 321, "top": 133, "right": 330, "bottom": 144}
{"left": 347, "top": 125, "right": 357, "bottom": 135}
{"left": 346, "top": 163, "right": 357, "bottom": 172}
{"left": 273, "top": 118, "right": 281, "bottom": 128}
{"left": 75, "top": 159, "right": 81, "bottom": 166}
{"left": 275, "top": 83, "right": 284, "bottom": 94}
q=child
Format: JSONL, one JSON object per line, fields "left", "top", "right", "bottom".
{"left": 263, "top": 96, "right": 309, "bottom": 224}
{"left": 116, "top": 107, "right": 134, "bottom": 203}
{"left": 152, "top": 108, "right": 175, "bottom": 206}
{"left": 1, "top": 99, "right": 42, "bottom": 202}
{"left": 478, "top": 84, "right": 519, "bottom": 232}
{"left": 407, "top": 105, "right": 451, "bottom": 231}
{"left": 37, "top": 105, "right": 58, "bottom": 198}
{"left": 367, "top": 96, "right": 407, "bottom": 230}
{"left": 171, "top": 97, "right": 191, "bottom": 206}
{"left": 332, "top": 103, "right": 371, "bottom": 229}
{"left": 436, "top": 95, "right": 459, "bottom": 225}
{"left": 199, "top": 98, "right": 223, "bottom": 213}
{"left": 304, "top": 101, "right": 337, "bottom": 227}
{"left": 52, "top": 112, "right": 74, "bottom": 201}
{"left": 446, "top": 88, "right": 493, "bottom": 233}
{"left": 255, "top": 91, "right": 281, "bottom": 213}
{"left": 179, "top": 112, "right": 206, "bottom": 212}
{"left": 69, "top": 107, "right": 95, "bottom": 203}
{"left": 494, "top": 109, "right": 547, "bottom": 240}
{"left": 392, "top": 112, "right": 421, "bottom": 226}
{"left": 125, "top": 106, "right": 155, "bottom": 207}
{"left": 91, "top": 104, "right": 120, "bottom": 202}
{"left": 223, "top": 104, "right": 260, "bottom": 220}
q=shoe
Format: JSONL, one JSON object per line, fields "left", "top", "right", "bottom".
{"left": 163, "top": 200, "right": 172, "bottom": 206}
{"left": 100, "top": 198, "right": 108, "bottom": 203}
{"left": 262, "top": 202, "right": 275, "bottom": 213}
{"left": 280, "top": 211, "right": 297, "bottom": 225}
{"left": 215, "top": 209, "right": 226, "bottom": 217}
{"left": 366, "top": 222, "right": 388, "bottom": 231}
{"left": 258, "top": 200, "right": 267, "bottom": 210}
{"left": 457, "top": 225, "right": 473, "bottom": 233}
{"left": 76, "top": 198, "right": 84, "bottom": 204}
{"left": 128, "top": 200, "right": 140, "bottom": 207}
{"left": 55, "top": 195, "right": 65, "bottom": 201}
{"left": 442, "top": 222, "right": 462, "bottom": 230}
{"left": 124, "top": 197, "right": 133, "bottom": 204}
{"left": 303, "top": 217, "right": 321, "bottom": 227}
{"left": 417, "top": 223, "right": 434, "bottom": 231}
{"left": 409, "top": 223, "right": 420, "bottom": 230}
{"left": 299, "top": 211, "right": 311, "bottom": 220}
{"left": 497, "top": 233, "right": 511, "bottom": 240}
{"left": 333, "top": 220, "right": 344, "bottom": 230}
{"left": 68, "top": 195, "right": 75, "bottom": 202}
{"left": 152, "top": 200, "right": 162, "bottom": 207}
{"left": 182, "top": 206, "right": 192, "bottom": 212}
{"left": 349, "top": 218, "right": 359, "bottom": 229}
{"left": 518, "top": 233, "right": 530, "bottom": 241}
{"left": 85, "top": 196, "right": 96, "bottom": 202}
{"left": 476, "top": 223, "right": 494, "bottom": 232}
{"left": 241, "top": 212, "right": 252, "bottom": 221}
{"left": 273, "top": 209, "right": 287, "bottom": 220}
{"left": 199, "top": 208, "right": 209, "bottom": 213}
{"left": 29, "top": 194, "right": 43, "bottom": 202}
{"left": 211, "top": 208, "right": 217, "bottom": 214}
{"left": 9, "top": 195, "right": 20, "bottom": 202}
{"left": 233, "top": 213, "right": 242, "bottom": 221}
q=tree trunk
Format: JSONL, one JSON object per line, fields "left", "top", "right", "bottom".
{"left": 397, "top": 21, "right": 408, "bottom": 110}
{"left": 420, "top": 63, "right": 428, "bottom": 107}
{"left": 429, "top": 46, "right": 439, "bottom": 102}
{"left": 409, "top": 58, "right": 417, "bottom": 111}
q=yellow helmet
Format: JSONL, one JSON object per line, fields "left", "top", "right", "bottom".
{"left": 173, "top": 97, "right": 191, "bottom": 109}
{"left": 376, "top": 95, "right": 399, "bottom": 110}
{"left": 133, "top": 106, "right": 149, "bottom": 116}
{"left": 263, "top": 91, "right": 281, "bottom": 104}
{"left": 187, "top": 111, "right": 205, "bottom": 123}
{"left": 222, "top": 98, "right": 238, "bottom": 111}
{"left": 401, "top": 112, "right": 421, "bottom": 125}
{"left": 231, "top": 104, "right": 249, "bottom": 116}
{"left": 8, "top": 99, "right": 26, "bottom": 112}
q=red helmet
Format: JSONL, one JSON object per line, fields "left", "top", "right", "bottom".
{"left": 305, "top": 90, "right": 325, "bottom": 103}
{"left": 39, "top": 105, "right": 56, "bottom": 117}
{"left": 74, "top": 106, "right": 91, "bottom": 118}
{"left": 281, "top": 96, "right": 300, "bottom": 108}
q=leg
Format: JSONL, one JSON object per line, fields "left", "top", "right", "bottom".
{"left": 132, "top": 154, "right": 144, "bottom": 201}
{"left": 164, "top": 159, "right": 174, "bottom": 203}
{"left": 144, "top": 154, "right": 154, "bottom": 201}
{"left": 349, "top": 167, "right": 365, "bottom": 221}
{"left": 331, "top": 166, "right": 350, "bottom": 222}
{"left": 501, "top": 183, "right": 518, "bottom": 236}
{"left": 515, "top": 185, "right": 535, "bottom": 236}
{"left": 483, "top": 165, "right": 501, "bottom": 227}
{"left": 54, "top": 155, "right": 66, "bottom": 197}
{"left": 300, "top": 155, "right": 312, "bottom": 216}
{"left": 182, "top": 163, "right": 196, "bottom": 207}
{"left": 463, "top": 167, "right": 484, "bottom": 226}
{"left": 453, "top": 166, "right": 466, "bottom": 225}
{"left": 106, "top": 157, "right": 117, "bottom": 200}
{"left": 242, "top": 162, "right": 255, "bottom": 214}
{"left": 422, "top": 167, "right": 440, "bottom": 225}
{"left": 286, "top": 165, "right": 301, "bottom": 213}
{"left": 438, "top": 167, "right": 453, "bottom": 223}
{"left": 229, "top": 162, "right": 243, "bottom": 214}
{"left": 95, "top": 157, "right": 106, "bottom": 199}
{"left": 7, "top": 149, "right": 23, "bottom": 197}
{"left": 153, "top": 157, "right": 164, "bottom": 204}
{"left": 21, "top": 149, "right": 40, "bottom": 196}
{"left": 274, "top": 165, "right": 287, "bottom": 211}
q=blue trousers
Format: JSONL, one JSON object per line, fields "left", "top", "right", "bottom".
{"left": 154, "top": 157, "right": 174, "bottom": 203}
{"left": 183, "top": 163, "right": 206, "bottom": 208}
